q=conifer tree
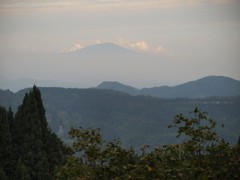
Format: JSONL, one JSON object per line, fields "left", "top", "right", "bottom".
{"left": 12, "top": 86, "right": 70, "bottom": 179}
{"left": 0, "top": 107, "right": 13, "bottom": 179}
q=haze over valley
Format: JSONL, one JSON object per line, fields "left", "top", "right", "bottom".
{"left": 1, "top": 0, "right": 240, "bottom": 91}
{"left": 1, "top": 76, "right": 240, "bottom": 147}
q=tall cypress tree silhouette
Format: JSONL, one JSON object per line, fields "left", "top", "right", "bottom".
{"left": 12, "top": 86, "right": 70, "bottom": 179}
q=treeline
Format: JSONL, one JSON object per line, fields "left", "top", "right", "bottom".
{"left": 57, "top": 108, "right": 240, "bottom": 179}
{"left": 0, "top": 86, "right": 71, "bottom": 179}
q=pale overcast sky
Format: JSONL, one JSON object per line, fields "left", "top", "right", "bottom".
{"left": 0, "top": 0, "right": 240, "bottom": 89}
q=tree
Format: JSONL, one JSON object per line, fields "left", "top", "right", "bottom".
{"left": 15, "top": 160, "right": 31, "bottom": 180}
{"left": 11, "top": 86, "right": 71, "bottom": 179}
{"left": 57, "top": 108, "right": 240, "bottom": 179}
{"left": 0, "top": 107, "right": 14, "bottom": 178}
{"left": 168, "top": 107, "right": 240, "bottom": 179}
{"left": 57, "top": 127, "right": 137, "bottom": 179}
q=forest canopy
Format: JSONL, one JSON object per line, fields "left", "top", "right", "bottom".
{"left": 57, "top": 108, "right": 240, "bottom": 179}
{"left": 0, "top": 87, "right": 239, "bottom": 179}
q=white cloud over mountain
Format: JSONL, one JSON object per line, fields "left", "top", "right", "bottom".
{"left": 61, "top": 43, "right": 84, "bottom": 53}
{"left": 130, "top": 41, "right": 149, "bottom": 52}
{"left": 61, "top": 39, "right": 169, "bottom": 55}
{"left": 1, "top": 0, "right": 239, "bottom": 86}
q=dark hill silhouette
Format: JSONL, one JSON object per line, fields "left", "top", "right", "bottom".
{"left": 97, "top": 76, "right": 240, "bottom": 98}
{"left": 97, "top": 81, "right": 138, "bottom": 94}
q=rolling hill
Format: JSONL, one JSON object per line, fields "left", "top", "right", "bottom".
{"left": 97, "top": 76, "right": 240, "bottom": 98}
{"left": 97, "top": 81, "right": 138, "bottom": 94}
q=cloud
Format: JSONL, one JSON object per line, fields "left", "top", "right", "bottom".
{"left": 61, "top": 42, "right": 84, "bottom": 53}
{"left": 156, "top": 46, "right": 168, "bottom": 53}
{"left": 116, "top": 38, "right": 169, "bottom": 54}
{"left": 130, "top": 41, "right": 149, "bottom": 52}
{"left": 128, "top": 40, "right": 168, "bottom": 55}
{"left": 96, "top": 39, "right": 104, "bottom": 44}
{"left": 0, "top": 0, "right": 236, "bottom": 14}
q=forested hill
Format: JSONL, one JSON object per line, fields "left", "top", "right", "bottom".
{"left": 97, "top": 76, "right": 240, "bottom": 98}
{"left": 0, "top": 87, "right": 240, "bottom": 147}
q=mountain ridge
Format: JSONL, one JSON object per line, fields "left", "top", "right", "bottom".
{"left": 1, "top": 75, "right": 240, "bottom": 98}
{"left": 97, "top": 81, "right": 138, "bottom": 94}
{"left": 97, "top": 76, "right": 240, "bottom": 98}
{"left": 70, "top": 42, "right": 139, "bottom": 56}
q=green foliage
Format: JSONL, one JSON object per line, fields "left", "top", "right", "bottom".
{"left": 0, "top": 107, "right": 14, "bottom": 179}
{"left": 57, "top": 127, "right": 137, "bottom": 179}
{"left": 0, "top": 167, "right": 7, "bottom": 180}
{"left": 167, "top": 107, "right": 240, "bottom": 179}
{"left": 15, "top": 160, "right": 31, "bottom": 180}
{"left": 169, "top": 107, "right": 223, "bottom": 156}
{"left": 57, "top": 108, "right": 240, "bottom": 179}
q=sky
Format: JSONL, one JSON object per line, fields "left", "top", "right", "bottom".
{"left": 0, "top": 0, "right": 240, "bottom": 90}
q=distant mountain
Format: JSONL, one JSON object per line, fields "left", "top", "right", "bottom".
{"left": 97, "top": 81, "right": 138, "bottom": 94}
{"left": 73, "top": 42, "right": 137, "bottom": 55}
{"left": 1, "top": 42, "right": 158, "bottom": 92}
{"left": 0, "top": 78, "right": 86, "bottom": 92}
{"left": 97, "top": 76, "right": 240, "bottom": 98}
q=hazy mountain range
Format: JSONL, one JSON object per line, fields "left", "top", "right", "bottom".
{"left": 2, "top": 75, "right": 240, "bottom": 99}
{"left": 1, "top": 42, "right": 172, "bottom": 91}
{"left": 2, "top": 42, "right": 240, "bottom": 94}
{"left": 97, "top": 76, "right": 240, "bottom": 98}
{"left": 1, "top": 75, "right": 240, "bottom": 147}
